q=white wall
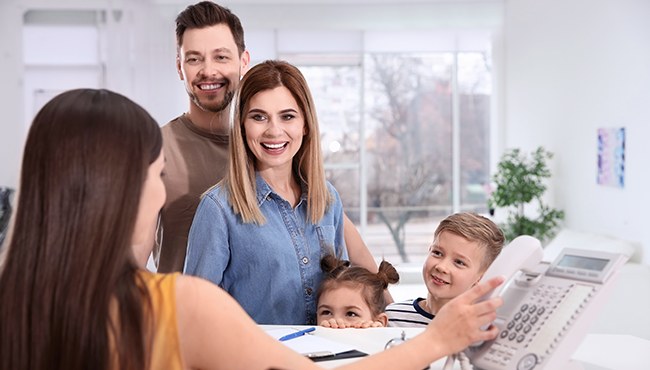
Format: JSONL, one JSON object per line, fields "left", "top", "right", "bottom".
{"left": 0, "top": 0, "right": 25, "bottom": 188}
{"left": 0, "top": 0, "right": 503, "bottom": 190}
{"left": 4, "top": 0, "right": 648, "bottom": 264}
{"left": 503, "top": 0, "right": 650, "bottom": 264}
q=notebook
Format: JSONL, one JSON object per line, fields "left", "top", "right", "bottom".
{"left": 266, "top": 327, "right": 367, "bottom": 362}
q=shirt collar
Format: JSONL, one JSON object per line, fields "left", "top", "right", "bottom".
{"left": 255, "top": 173, "right": 274, "bottom": 206}
{"left": 254, "top": 172, "right": 308, "bottom": 206}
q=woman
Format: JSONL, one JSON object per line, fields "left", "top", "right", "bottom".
{"left": 185, "top": 60, "right": 349, "bottom": 325}
{"left": 0, "top": 88, "right": 503, "bottom": 370}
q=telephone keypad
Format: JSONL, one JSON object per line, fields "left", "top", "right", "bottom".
{"left": 493, "top": 283, "right": 597, "bottom": 367}
{"left": 499, "top": 297, "right": 548, "bottom": 344}
{"left": 468, "top": 248, "right": 625, "bottom": 370}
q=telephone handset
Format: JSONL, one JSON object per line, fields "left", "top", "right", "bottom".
{"left": 465, "top": 236, "right": 628, "bottom": 370}
{"left": 478, "top": 235, "right": 544, "bottom": 302}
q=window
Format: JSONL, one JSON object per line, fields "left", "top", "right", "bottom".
{"left": 286, "top": 42, "right": 493, "bottom": 264}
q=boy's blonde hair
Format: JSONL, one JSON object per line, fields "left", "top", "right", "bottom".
{"left": 433, "top": 212, "right": 505, "bottom": 271}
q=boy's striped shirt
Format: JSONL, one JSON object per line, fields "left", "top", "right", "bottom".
{"left": 385, "top": 298, "right": 434, "bottom": 327}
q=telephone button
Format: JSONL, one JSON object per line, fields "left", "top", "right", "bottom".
{"left": 500, "top": 330, "right": 509, "bottom": 338}
{"left": 521, "top": 304, "right": 529, "bottom": 312}
{"left": 530, "top": 316, "right": 538, "bottom": 325}
{"left": 508, "top": 321, "right": 516, "bottom": 329}
{"left": 514, "top": 312, "right": 522, "bottom": 320}
{"left": 528, "top": 305, "right": 537, "bottom": 314}
{"left": 523, "top": 325, "right": 532, "bottom": 333}
{"left": 508, "top": 332, "right": 517, "bottom": 341}
{"left": 537, "top": 307, "right": 545, "bottom": 315}
{"left": 517, "top": 335, "right": 526, "bottom": 343}
{"left": 522, "top": 314, "right": 530, "bottom": 322}
{"left": 517, "top": 353, "right": 538, "bottom": 370}
{"left": 515, "top": 323, "right": 523, "bottom": 332}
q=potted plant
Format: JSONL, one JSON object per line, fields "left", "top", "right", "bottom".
{"left": 488, "top": 147, "right": 564, "bottom": 243}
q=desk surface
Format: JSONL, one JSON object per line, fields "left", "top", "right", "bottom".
{"left": 262, "top": 326, "right": 650, "bottom": 369}
{"left": 262, "top": 263, "right": 650, "bottom": 369}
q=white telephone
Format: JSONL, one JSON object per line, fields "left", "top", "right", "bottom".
{"left": 465, "top": 235, "right": 628, "bottom": 370}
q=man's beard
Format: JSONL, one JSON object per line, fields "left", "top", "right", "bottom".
{"left": 190, "top": 89, "right": 235, "bottom": 113}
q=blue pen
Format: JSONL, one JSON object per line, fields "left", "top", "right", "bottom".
{"left": 278, "top": 327, "right": 316, "bottom": 342}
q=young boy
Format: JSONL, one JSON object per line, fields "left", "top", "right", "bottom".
{"left": 385, "top": 212, "right": 505, "bottom": 327}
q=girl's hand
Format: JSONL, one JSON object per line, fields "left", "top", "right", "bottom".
{"left": 351, "top": 320, "right": 385, "bottom": 328}
{"left": 319, "top": 318, "right": 351, "bottom": 328}
{"left": 320, "top": 318, "right": 385, "bottom": 328}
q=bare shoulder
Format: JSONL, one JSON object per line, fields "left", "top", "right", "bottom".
{"left": 174, "top": 275, "right": 229, "bottom": 307}
{"left": 172, "top": 275, "right": 312, "bottom": 369}
{"left": 173, "top": 275, "right": 246, "bottom": 368}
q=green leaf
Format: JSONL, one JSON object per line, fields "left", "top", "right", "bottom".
{"left": 488, "top": 146, "right": 564, "bottom": 243}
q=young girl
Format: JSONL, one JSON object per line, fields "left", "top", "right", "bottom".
{"left": 317, "top": 255, "right": 400, "bottom": 328}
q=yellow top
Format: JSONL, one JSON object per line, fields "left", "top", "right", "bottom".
{"left": 139, "top": 271, "right": 184, "bottom": 370}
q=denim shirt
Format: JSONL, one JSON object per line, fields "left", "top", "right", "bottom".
{"left": 184, "top": 173, "right": 347, "bottom": 325}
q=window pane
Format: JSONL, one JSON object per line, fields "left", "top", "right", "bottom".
{"left": 297, "top": 65, "right": 361, "bottom": 164}
{"left": 364, "top": 53, "right": 454, "bottom": 263}
{"left": 290, "top": 51, "right": 493, "bottom": 264}
{"left": 326, "top": 168, "right": 360, "bottom": 211}
{"left": 459, "top": 52, "right": 491, "bottom": 213}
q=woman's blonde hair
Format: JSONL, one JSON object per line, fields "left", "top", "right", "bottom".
{"left": 225, "top": 60, "right": 331, "bottom": 224}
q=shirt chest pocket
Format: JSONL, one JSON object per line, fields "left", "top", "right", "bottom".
{"left": 315, "top": 225, "right": 337, "bottom": 253}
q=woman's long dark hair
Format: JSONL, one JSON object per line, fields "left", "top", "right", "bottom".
{"left": 0, "top": 89, "right": 162, "bottom": 370}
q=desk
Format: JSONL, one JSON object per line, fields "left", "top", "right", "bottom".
{"left": 262, "top": 326, "right": 650, "bottom": 369}
{"left": 262, "top": 262, "right": 650, "bottom": 369}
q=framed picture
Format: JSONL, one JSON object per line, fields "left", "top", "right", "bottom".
{"left": 597, "top": 127, "right": 625, "bottom": 188}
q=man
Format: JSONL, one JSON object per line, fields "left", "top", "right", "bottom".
{"left": 157, "top": 1, "right": 381, "bottom": 283}
{"left": 155, "top": 1, "right": 248, "bottom": 272}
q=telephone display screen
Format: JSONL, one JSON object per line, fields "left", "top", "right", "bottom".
{"left": 557, "top": 255, "right": 609, "bottom": 271}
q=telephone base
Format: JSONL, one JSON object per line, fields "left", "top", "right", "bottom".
{"left": 472, "top": 360, "right": 589, "bottom": 370}
{"left": 564, "top": 360, "right": 586, "bottom": 370}
{"left": 565, "top": 360, "right": 612, "bottom": 370}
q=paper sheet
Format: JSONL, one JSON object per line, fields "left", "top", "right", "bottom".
{"left": 265, "top": 328, "right": 356, "bottom": 356}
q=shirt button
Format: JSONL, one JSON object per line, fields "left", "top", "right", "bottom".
{"left": 306, "top": 288, "right": 313, "bottom": 296}
{"left": 302, "top": 257, "right": 309, "bottom": 264}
